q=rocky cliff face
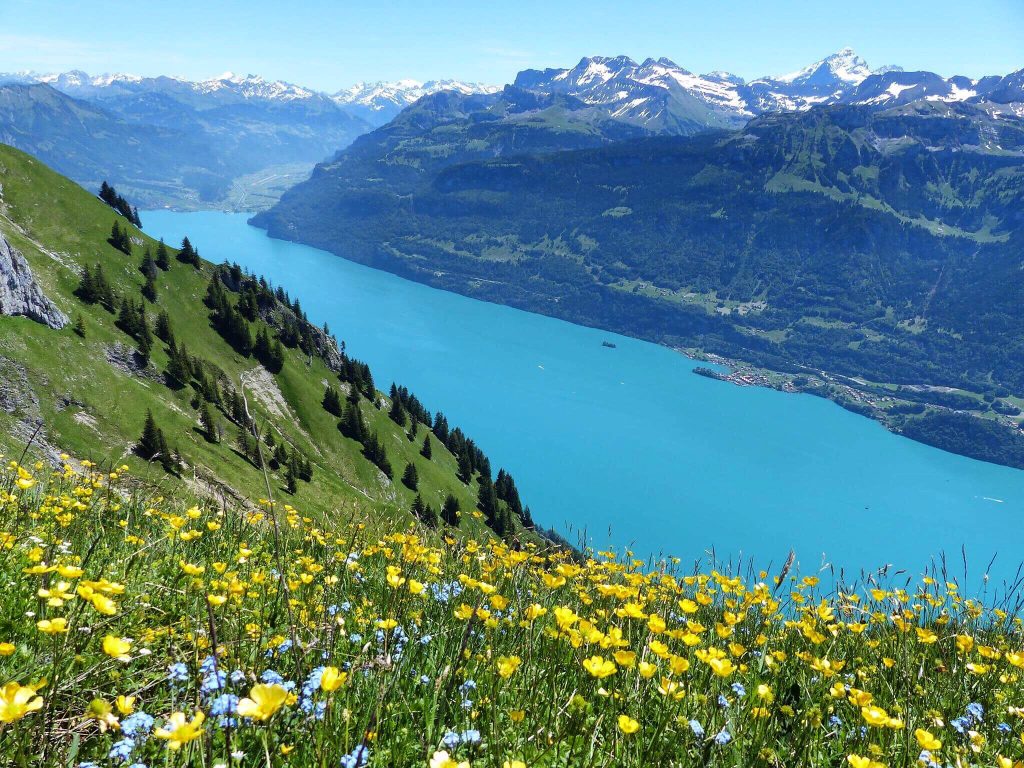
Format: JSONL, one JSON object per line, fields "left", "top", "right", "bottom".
{"left": 0, "top": 233, "right": 68, "bottom": 329}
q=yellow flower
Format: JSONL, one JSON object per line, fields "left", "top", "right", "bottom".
{"left": 582, "top": 655, "right": 617, "bottom": 679}
{"left": 503, "top": 761, "right": 527, "bottom": 768}
{"left": 90, "top": 594, "right": 118, "bottom": 616}
{"left": 236, "top": 684, "right": 289, "bottom": 721}
{"left": 847, "top": 755, "right": 886, "bottom": 768}
{"left": 0, "top": 643, "right": 15, "bottom": 656}
{"left": 496, "top": 655, "right": 522, "bottom": 678}
{"left": 116, "top": 695, "right": 136, "bottom": 715}
{"left": 180, "top": 561, "right": 205, "bottom": 576}
{"left": 207, "top": 594, "right": 227, "bottom": 607}
{"left": 0, "top": 682, "right": 44, "bottom": 723}
{"left": 915, "top": 728, "right": 942, "bottom": 750}
{"left": 408, "top": 579, "right": 425, "bottom": 595}
{"left": 613, "top": 650, "right": 636, "bottom": 667}
{"left": 85, "top": 698, "right": 120, "bottom": 732}
{"left": 101, "top": 635, "right": 132, "bottom": 662}
{"left": 154, "top": 710, "right": 205, "bottom": 749}
{"left": 524, "top": 604, "right": 547, "bottom": 621}
{"left": 617, "top": 714, "right": 640, "bottom": 734}
{"left": 320, "top": 667, "right": 347, "bottom": 692}
{"left": 430, "top": 750, "right": 470, "bottom": 768}
{"left": 508, "top": 709, "right": 525, "bottom": 722}
{"left": 36, "top": 617, "right": 68, "bottom": 635}
{"left": 637, "top": 661, "right": 658, "bottom": 679}
{"left": 707, "top": 657, "right": 735, "bottom": 677}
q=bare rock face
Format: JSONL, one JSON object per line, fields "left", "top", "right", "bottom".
{"left": 0, "top": 233, "right": 68, "bottom": 329}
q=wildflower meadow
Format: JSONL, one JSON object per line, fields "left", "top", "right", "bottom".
{"left": 2, "top": 458, "right": 1024, "bottom": 767}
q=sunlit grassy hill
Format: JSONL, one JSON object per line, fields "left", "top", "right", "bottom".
{"left": 0, "top": 143, "right": 529, "bottom": 541}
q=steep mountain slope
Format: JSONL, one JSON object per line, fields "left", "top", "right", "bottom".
{"left": 255, "top": 101, "right": 1024, "bottom": 467}
{"left": 0, "top": 143, "right": 534, "bottom": 539}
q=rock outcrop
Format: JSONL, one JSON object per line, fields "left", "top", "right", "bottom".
{"left": 0, "top": 233, "right": 68, "bottom": 329}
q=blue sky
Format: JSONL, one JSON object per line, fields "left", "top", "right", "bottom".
{"left": 0, "top": 0, "right": 1021, "bottom": 89}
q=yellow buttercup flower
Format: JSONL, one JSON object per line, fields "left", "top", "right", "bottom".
{"left": 915, "top": 728, "right": 941, "bottom": 750}
{"left": 496, "top": 655, "right": 522, "bottom": 678}
{"left": 617, "top": 714, "right": 640, "bottom": 734}
{"left": 847, "top": 755, "right": 886, "bottom": 768}
{"left": 101, "top": 635, "right": 132, "bottom": 662}
{"left": 320, "top": 667, "right": 347, "bottom": 692}
{"left": 36, "top": 617, "right": 68, "bottom": 635}
{"left": 237, "top": 684, "right": 289, "bottom": 721}
{"left": 582, "top": 655, "right": 617, "bottom": 678}
{"left": 0, "top": 682, "right": 44, "bottom": 723}
{"left": 430, "top": 750, "right": 469, "bottom": 768}
{"left": 116, "top": 695, "right": 136, "bottom": 715}
{"left": 154, "top": 710, "right": 205, "bottom": 749}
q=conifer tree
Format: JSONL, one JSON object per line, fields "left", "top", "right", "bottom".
{"left": 155, "top": 239, "right": 170, "bottom": 271}
{"left": 322, "top": 385, "right": 343, "bottom": 417}
{"left": 420, "top": 434, "right": 432, "bottom": 460}
{"left": 137, "top": 410, "right": 169, "bottom": 468}
{"left": 441, "top": 494, "right": 460, "bottom": 527}
{"left": 477, "top": 474, "right": 500, "bottom": 530}
{"left": 457, "top": 450, "right": 473, "bottom": 485}
{"left": 339, "top": 399, "right": 367, "bottom": 443}
{"left": 142, "top": 273, "right": 157, "bottom": 303}
{"left": 199, "top": 403, "right": 218, "bottom": 443}
{"left": 155, "top": 310, "right": 173, "bottom": 344}
{"left": 401, "top": 462, "right": 419, "bottom": 491}
{"left": 73, "top": 314, "right": 86, "bottom": 338}
{"left": 177, "top": 236, "right": 199, "bottom": 266}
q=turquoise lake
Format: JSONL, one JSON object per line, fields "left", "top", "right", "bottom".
{"left": 143, "top": 210, "right": 1024, "bottom": 589}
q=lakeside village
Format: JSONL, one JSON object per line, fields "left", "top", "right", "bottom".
{"left": 687, "top": 351, "right": 1024, "bottom": 437}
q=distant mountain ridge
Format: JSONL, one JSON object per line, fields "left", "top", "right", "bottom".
{"left": 511, "top": 48, "right": 1024, "bottom": 132}
{"left": 0, "top": 70, "right": 499, "bottom": 126}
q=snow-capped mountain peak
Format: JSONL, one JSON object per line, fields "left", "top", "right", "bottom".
{"left": 332, "top": 79, "right": 499, "bottom": 113}
{"left": 773, "top": 47, "right": 873, "bottom": 86}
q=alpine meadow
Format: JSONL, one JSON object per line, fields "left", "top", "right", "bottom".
{"left": 1, "top": 2, "right": 1024, "bottom": 767}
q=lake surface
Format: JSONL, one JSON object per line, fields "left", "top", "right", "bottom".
{"left": 143, "top": 210, "right": 1024, "bottom": 590}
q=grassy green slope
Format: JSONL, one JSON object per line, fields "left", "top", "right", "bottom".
{"left": 0, "top": 143, "right": 505, "bottom": 539}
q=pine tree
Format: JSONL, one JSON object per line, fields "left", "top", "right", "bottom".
{"left": 199, "top": 403, "right": 218, "bottom": 443}
{"left": 142, "top": 273, "right": 157, "bottom": 303}
{"left": 457, "top": 450, "right": 473, "bottom": 485}
{"left": 177, "top": 236, "right": 198, "bottom": 266}
{"left": 73, "top": 314, "right": 86, "bottom": 338}
{"left": 441, "top": 494, "right": 460, "bottom": 527}
{"left": 165, "top": 341, "right": 191, "bottom": 388}
{"left": 155, "top": 239, "right": 171, "bottom": 270}
{"left": 339, "top": 399, "right": 367, "bottom": 443}
{"left": 155, "top": 310, "right": 173, "bottom": 343}
{"left": 137, "top": 329, "right": 152, "bottom": 365}
{"left": 285, "top": 466, "right": 298, "bottom": 495}
{"left": 322, "top": 385, "right": 343, "bottom": 416}
{"left": 411, "top": 494, "right": 425, "bottom": 520}
{"left": 137, "top": 410, "right": 165, "bottom": 462}
{"left": 477, "top": 475, "right": 500, "bottom": 530}
{"left": 401, "top": 462, "right": 419, "bottom": 491}
{"left": 140, "top": 249, "right": 157, "bottom": 279}
{"left": 108, "top": 221, "right": 131, "bottom": 255}
{"left": 420, "top": 434, "right": 432, "bottom": 460}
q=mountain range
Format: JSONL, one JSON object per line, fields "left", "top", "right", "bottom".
{"left": 1, "top": 49, "right": 1021, "bottom": 211}
{"left": 0, "top": 71, "right": 496, "bottom": 209}
{"left": 252, "top": 50, "right": 1024, "bottom": 469}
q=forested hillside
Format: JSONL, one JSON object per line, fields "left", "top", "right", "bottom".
{"left": 0, "top": 143, "right": 535, "bottom": 540}
{"left": 255, "top": 100, "right": 1024, "bottom": 467}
